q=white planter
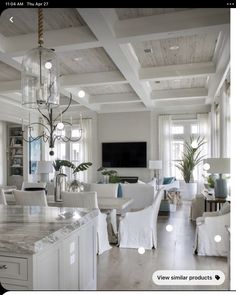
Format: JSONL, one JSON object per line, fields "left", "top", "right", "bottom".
{"left": 181, "top": 182, "right": 197, "bottom": 200}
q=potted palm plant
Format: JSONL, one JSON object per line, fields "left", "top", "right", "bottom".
{"left": 175, "top": 136, "right": 206, "bottom": 200}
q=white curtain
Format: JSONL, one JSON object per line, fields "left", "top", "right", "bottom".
{"left": 78, "top": 118, "right": 93, "bottom": 183}
{"left": 196, "top": 113, "right": 211, "bottom": 192}
{"left": 158, "top": 115, "right": 172, "bottom": 177}
{"left": 222, "top": 80, "right": 231, "bottom": 157}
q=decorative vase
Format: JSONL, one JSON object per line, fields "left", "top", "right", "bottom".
{"left": 54, "top": 169, "right": 67, "bottom": 202}
{"left": 69, "top": 173, "right": 84, "bottom": 192}
{"left": 103, "top": 175, "right": 109, "bottom": 184}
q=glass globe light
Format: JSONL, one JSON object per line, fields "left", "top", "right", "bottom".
{"left": 78, "top": 90, "right": 85, "bottom": 98}
{"left": 57, "top": 122, "right": 64, "bottom": 130}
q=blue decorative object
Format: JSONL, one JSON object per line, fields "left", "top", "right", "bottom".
{"left": 117, "top": 183, "right": 123, "bottom": 198}
{"left": 163, "top": 177, "right": 176, "bottom": 185}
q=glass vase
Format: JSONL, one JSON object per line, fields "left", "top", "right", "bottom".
{"left": 69, "top": 173, "right": 84, "bottom": 192}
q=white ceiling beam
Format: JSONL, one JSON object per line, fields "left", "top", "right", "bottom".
{"left": 4, "top": 26, "right": 100, "bottom": 57}
{"left": 207, "top": 32, "right": 230, "bottom": 103}
{"left": 114, "top": 8, "right": 230, "bottom": 43}
{"left": 154, "top": 97, "right": 206, "bottom": 107}
{"left": 98, "top": 102, "right": 146, "bottom": 113}
{"left": 0, "top": 52, "right": 22, "bottom": 71}
{"left": 61, "top": 71, "right": 127, "bottom": 87}
{"left": 140, "top": 62, "right": 216, "bottom": 81}
{"left": 89, "top": 92, "right": 140, "bottom": 104}
{"left": 0, "top": 80, "right": 21, "bottom": 93}
{"left": 78, "top": 8, "right": 153, "bottom": 108}
{"left": 0, "top": 71, "right": 127, "bottom": 95}
{"left": 61, "top": 87, "right": 100, "bottom": 112}
{"left": 151, "top": 88, "right": 208, "bottom": 100}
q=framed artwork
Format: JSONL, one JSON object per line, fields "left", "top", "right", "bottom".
{"left": 29, "top": 139, "right": 41, "bottom": 174}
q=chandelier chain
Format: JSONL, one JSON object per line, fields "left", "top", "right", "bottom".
{"left": 38, "top": 8, "right": 44, "bottom": 46}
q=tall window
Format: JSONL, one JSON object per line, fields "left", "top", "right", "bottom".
{"left": 45, "top": 119, "right": 92, "bottom": 183}
{"left": 170, "top": 119, "right": 207, "bottom": 181}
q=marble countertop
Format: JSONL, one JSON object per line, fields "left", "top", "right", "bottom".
{"left": 0, "top": 205, "right": 98, "bottom": 255}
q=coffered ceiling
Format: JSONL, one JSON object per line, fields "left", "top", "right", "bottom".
{"left": 0, "top": 8, "right": 230, "bottom": 119}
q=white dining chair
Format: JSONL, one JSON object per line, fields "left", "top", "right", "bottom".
{"left": 118, "top": 188, "right": 164, "bottom": 249}
{"left": 61, "top": 191, "right": 112, "bottom": 255}
{"left": 89, "top": 183, "right": 119, "bottom": 235}
{"left": 13, "top": 190, "right": 48, "bottom": 206}
{"left": 0, "top": 189, "right": 7, "bottom": 205}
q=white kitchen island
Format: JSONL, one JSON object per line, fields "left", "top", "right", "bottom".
{"left": 0, "top": 205, "right": 98, "bottom": 291}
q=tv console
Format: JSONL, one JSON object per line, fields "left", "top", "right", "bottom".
{"left": 117, "top": 176, "right": 138, "bottom": 183}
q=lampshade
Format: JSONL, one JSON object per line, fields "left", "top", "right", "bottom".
{"left": 149, "top": 160, "right": 162, "bottom": 170}
{"left": 203, "top": 158, "right": 230, "bottom": 174}
{"left": 37, "top": 161, "right": 53, "bottom": 174}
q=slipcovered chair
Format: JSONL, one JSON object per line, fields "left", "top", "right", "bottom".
{"left": 61, "top": 191, "right": 111, "bottom": 255}
{"left": 0, "top": 189, "right": 7, "bottom": 205}
{"left": 13, "top": 190, "right": 48, "bottom": 206}
{"left": 190, "top": 194, "right": 205, "bottom": 221}
{"left": 118, "top": 188, "right": 164, "bottom": 249}
{"left": 89, "top": 183, "right": 119, "bottom": 235}
{"left": 194, "top": 202, "right": 230, "bottom": 256}
{"left": 120, "top": 183, "right": 155, "bottom": 211}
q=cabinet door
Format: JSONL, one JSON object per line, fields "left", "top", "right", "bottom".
{"left": 78, "top": 221, "right": 97, "bottom": 290}
{"left": 60, "top": 234, "right": 79, "bottom": 290}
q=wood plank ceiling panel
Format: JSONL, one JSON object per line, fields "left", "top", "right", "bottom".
{"left": 115, "top": 8, "right": 190, "bottom": 20}
{"left": 82, "top": 83, "right": 134, "bottom": 95}
{"left": 132, "top": 33, "right": 219, "bottom": 67}
{"left": 58, "top": 47, "right": 119, "bottom": 75}
{"left": 0, "top": 8, "right": 85, "bottom": 37}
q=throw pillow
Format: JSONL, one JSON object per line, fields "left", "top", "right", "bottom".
{"left": 163, "top": 177, "right": 176, "bottom": 185}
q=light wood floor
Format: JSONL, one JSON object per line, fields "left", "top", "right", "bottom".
{"left": 97, "top": 201, "right": 229, "bottom": 290}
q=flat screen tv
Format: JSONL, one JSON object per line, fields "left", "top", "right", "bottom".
{"left": 102, "top": 142, "right": 147, "bottom": 168}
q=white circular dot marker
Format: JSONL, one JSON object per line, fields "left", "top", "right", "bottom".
{"left": 214, "top": 235, "right": 221, "bottom": 243}
{"left": 138, "top": 247, "right": 145, "bottom": 254}
{"left": 57, "top": 122, "right": 64, "bottom": 130}
{"left": 78, "top": 90, "right": 85, "bottom": 98}
{"left": 166, "top": 224, "right": 173, "bottom": 232}
{"left": 191, "top": 141, "right": 198, "bottom": 148}
{"left": 203, "top": 163, "right": 210, "bottom": 171}
{"left": 45, "top": 62, "right": 52, "bottom": 69}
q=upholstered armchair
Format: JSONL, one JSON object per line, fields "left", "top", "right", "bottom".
{"left": 194, "top": 202, "right": 230, "bottom": 256}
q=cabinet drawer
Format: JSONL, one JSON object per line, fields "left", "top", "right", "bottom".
{"left": 0, "top": 256, "right": 27, "bottom": 280}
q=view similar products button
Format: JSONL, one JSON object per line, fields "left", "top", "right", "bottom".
{"left": 152, "top": 270, "right": 225, "bottom": 285}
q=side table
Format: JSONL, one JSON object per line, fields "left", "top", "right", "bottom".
{"left": 204, "top": 194, "right": 230, "bottom": 212}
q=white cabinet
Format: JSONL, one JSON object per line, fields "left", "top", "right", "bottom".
{"left": 0, "top": 218, "right": 97, "bottom": 291}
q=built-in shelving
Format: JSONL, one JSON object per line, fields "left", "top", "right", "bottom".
{"left": 7, "top": 125, "right": 24, "bottom": 189}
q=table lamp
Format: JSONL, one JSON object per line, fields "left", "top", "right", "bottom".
{"left": 37, "top": 161, "right": 53, "bottom": 182}
{"left": 203, "top": 158, "right": 230, "bottom": 198}
{"left": 149, "top": 160, "right": 162, "bottom": 190}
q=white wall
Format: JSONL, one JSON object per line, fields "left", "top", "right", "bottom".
{"left": 97, "top": 111, "right": 153, "bottom": 182}
{"left": 0, "top": 121, "right": 7, "bottom": 185}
